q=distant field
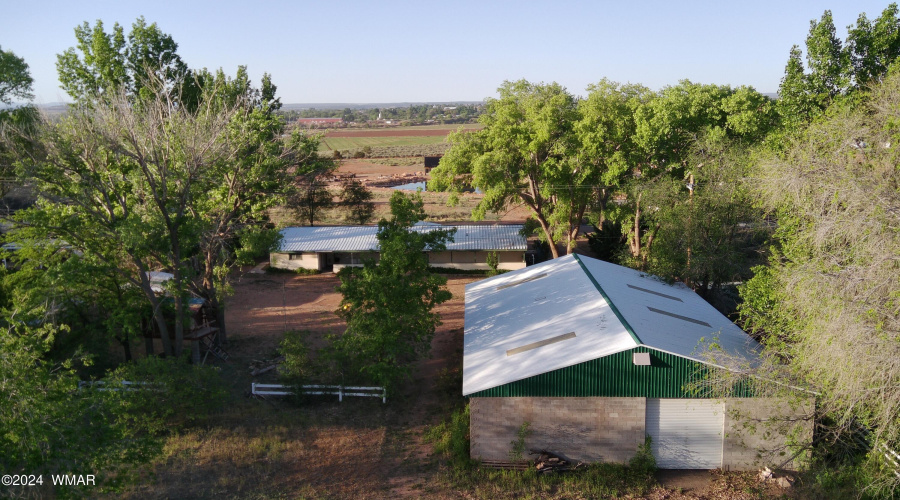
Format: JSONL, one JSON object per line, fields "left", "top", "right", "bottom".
{"left": 322, "top": 135, "right": 448, "bottom": 151}
{"left": 315, "top": 124, "right": 481, "bottom": 155}
{"left": 325, "top": 124, "right": 482, "bottom": 137}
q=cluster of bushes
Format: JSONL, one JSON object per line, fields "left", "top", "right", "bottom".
{"left": 334, "top": 144, "right": 450, "bottom": 159}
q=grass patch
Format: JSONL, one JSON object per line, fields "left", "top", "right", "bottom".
{"left": 450, "top": 463, "right": 659, "bottom": 499}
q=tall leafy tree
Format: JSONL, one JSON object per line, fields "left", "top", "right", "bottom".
{"left": 572, "top": 80, "right": 649, "bottom": 247}
{"left": 12, "top": 69, "right": 309, "bottom": 358}
{"left": 56, "top": 17, "right": 192, "bottom": 104}
{"left": 291, "top": 175, "right": 335, "bottom": 226}
{"left": 30, "top": 20, "right": 315, "bottom": 353}
{"left": 642, "top": 135, "right": 763, "bottom": 296}
{"left": 0, "top": 46, "right": 38, "bottom": 199}
{"left": 777, "top": 45, "right": 819, "bottom": 129}
{"left": 847, "top": 4, "right": 900, "bottom": 87}
{"left": 805, "top": 10, "right": 849, "bottom": 102}
{"left": 777, "top": 5, "right": 900, "bottom": 129}
{"left": 339, "top": 178, "right": 375, "bottom": 224}
{"left": 429, "top": 80, "right": 578, "bottom": 257}
{"left": 623, "top": 81, "right": 775, "bottom": 266}
{"left": 15, "top": 82, "right": 236, "bottom": 357}
{"left": 331, "top": 191, "right": 453, "bottom": 390}
{"left": 185, "top": 66, "right": 311, "bottom": 345}
{"left": 0, "top": 45, "right": 33, "bottom": 104}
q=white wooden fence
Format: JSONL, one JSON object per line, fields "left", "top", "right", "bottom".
{"left": 251, "top": 383, "right": 386, "bottom": 403}
{"left": 881, "top": 443, "right": 900, "bottom": 479}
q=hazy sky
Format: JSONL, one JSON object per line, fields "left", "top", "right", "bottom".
{"left": 1, "top": 0, "right": 895, "bottom": 104}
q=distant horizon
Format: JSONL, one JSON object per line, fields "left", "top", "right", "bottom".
{"left": 2, "top": 0, "right": 885, "bottom": 104}
{"left": 20, "top": 101, "right": 487, "bottom": 111}
{"left": 24, "top": 94, "right": 784, "bottom": 111}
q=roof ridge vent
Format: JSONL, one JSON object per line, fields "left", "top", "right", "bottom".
{"left": 647, "top": 306, "right": 711, "bottom": 327}
{"left": 506, "top": 332, "right": 577, "bottom": 356}
{"left": 495, "top": 272, "right": 548, "bottom": 291}
{"left": 627, "top": 284, "right": 684, "bottom": 302}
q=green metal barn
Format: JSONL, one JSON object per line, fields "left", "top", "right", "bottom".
{"left": 463, "top": 254, "right": 812, "bottom": 470}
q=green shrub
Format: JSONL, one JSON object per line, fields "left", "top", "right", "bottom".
{"left": 486, "top": 251, "right": 500, "bottom": 276}
{"left": 0, "top": 344, "right": 226, "bottom": 497}
{"left": 278, "top": 330, "right": 312, "bottom": 385}
{"left": 424, "top": 405, "right": 474, "bottom": 470}
{"left": 234, "top": 226, "right": 281, "bottom": 265}
{"left": 628, "top": 435, "right": 657, "bottom": 482}
{"left": 429, "top": 266, "right": 501, "bottom": 276}
{"left": 103, "top": 354, "right": 228, "bottom": 431}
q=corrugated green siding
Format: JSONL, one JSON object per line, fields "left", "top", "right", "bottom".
{"left": 468, "top": 347, "right": 755, "bottom": 398}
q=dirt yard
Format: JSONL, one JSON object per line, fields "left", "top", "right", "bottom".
{"left": 119, "top": 271, "right": 476, "bottom": 499}
{"left": 336, "top": 158, "right": 425, "bottom": 177}
{"left": 225, "top": 271, "right": 469, "bottom": 367}
{"left": 115, "top": 266, "right": 806, "bottom": 499}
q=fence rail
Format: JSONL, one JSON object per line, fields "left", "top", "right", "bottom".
{"left": 881, "top": 443, "right": 900, "bottom": 479}
{"left": 251, "top": 383, "right": 386, "bottom": 403}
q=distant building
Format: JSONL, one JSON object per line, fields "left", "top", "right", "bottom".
{"left": 296, "top": 118, "right": 343, "bottom": 126}
{"left": 270, "top": 223, "right": 527, "bottom": 273}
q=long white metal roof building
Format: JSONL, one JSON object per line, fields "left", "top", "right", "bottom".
{"left": 277, "top": 223, "right": 527, "bottom": 253}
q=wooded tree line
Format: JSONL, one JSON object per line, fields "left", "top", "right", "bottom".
{"left": 429, "top": 5, "right": 900, "bottom": 493}
{"left": 429, "top": 78, "right": 774, "bottom": 297}
{"left": 281, "top": 103, "right": 483, "bottom": 125}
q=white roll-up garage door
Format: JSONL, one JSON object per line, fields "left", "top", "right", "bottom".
{"left": 646, "top": 399, "right": 724, "bottom": 469}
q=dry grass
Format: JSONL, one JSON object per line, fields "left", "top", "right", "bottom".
{"left": 120, "top": 404, "right": 393, "bottom": 499}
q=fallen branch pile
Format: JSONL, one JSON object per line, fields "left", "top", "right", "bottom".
{"left": 530, "top": 450, "right": 582, "bottom": 474}
{"left": 249, "top": 356, "right": 285, "bottom": 376}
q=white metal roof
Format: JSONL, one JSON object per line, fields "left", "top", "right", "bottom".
{"left": 277, "top": 224, "right": 527, "bottom": 253}
{"left": 462, "top": 254, "right": 761, "bottom": 396}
